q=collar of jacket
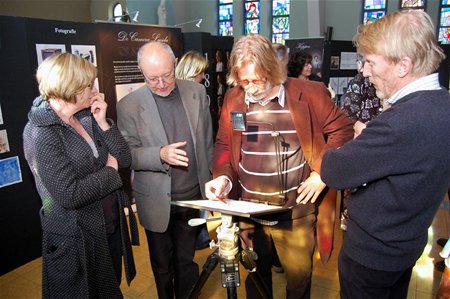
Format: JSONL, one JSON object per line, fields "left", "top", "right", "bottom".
{"left": 28, "top": 96, "right": 91, "bottom": 127}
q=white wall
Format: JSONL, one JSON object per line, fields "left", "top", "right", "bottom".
{"left": 0, "top": 0, "right": 92, "bottom": 22}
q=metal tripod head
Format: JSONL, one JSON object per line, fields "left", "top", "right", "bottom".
{"left": 211, "top": 215, "right": 240, "bottom": 260}
{"left": 209, "top": 215, "right": 242, "bottom": 291}
{"left": 186, "top": 207, "right": 272, "bottom": 299}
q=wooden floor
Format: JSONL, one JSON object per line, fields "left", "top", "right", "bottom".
{"left": 0, "top": 194, "right": 448, "bottom": 299}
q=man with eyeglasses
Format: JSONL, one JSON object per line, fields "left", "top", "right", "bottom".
{"left": 117, "top": 41, "right": 213, "bottom": 299}
{"left": 205, "top": 34, "right": 353, "bottom": 299}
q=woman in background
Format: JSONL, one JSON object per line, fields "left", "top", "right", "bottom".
{"left": 288, "top": 50, "right": 323, "bottom": 82}
{"left": 23, "top": 53, "right": 139, "bottom": 298}
{"left": 341, "top": 55, "right": 384, "bottom": 138}
{"left": 175, "top": 50, "right": 211, "bottom": 250}
{"left": 338, "top": 55, "right": 384, "bottom": 232}
{"left": 175, "top": 50, "right": 209, "bottom": 83}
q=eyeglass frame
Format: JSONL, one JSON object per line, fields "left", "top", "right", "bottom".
{"left": 236, "top": 78, "right": 267, "bottom": 86}
{"left": 142, "top": 70, "right": 176, "bottom": 85}
{"left": 356, "top": 54, "right": 365, "bottom": 71}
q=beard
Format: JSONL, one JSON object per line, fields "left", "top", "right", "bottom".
{"left": 245, "top": 81, "right": 273, "bottom": 103}
{"left": 149, "top": 82, "right": 175, "bottom": 97}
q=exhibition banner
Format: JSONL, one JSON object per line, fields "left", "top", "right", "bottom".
{"left": 96, "top": 22, "right": 183, "bottom": 120}
{"left": 25, "top": 18, "right": 99, "bottom": 75}
{"left": 285, "top": 37, "right": 325, "bottom": 77}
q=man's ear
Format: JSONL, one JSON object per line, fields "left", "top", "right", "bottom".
{"left": 397, "top": 57, "right": 412, "bottom": 78}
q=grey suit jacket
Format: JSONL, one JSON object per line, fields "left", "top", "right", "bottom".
{"left": 117, "top": 80, "right": 213, "bottom": 232}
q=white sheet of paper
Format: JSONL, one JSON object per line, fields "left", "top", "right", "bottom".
{"left": 171, "top": 199, "right": 287, "bottom": 218}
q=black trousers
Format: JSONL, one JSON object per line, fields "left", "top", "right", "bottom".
{"left": 339, "top": 250, "right": 413, "bottom": 299}
{"left": 145, "top": 209, "right": 199, "bottom": 299}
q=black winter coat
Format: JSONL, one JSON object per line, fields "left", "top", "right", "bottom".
{"left": 23, "top": 97, "right": 139, "bottom": 298}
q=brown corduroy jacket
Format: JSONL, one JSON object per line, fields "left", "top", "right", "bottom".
{"left": 213, "top": 77, "right": 353, "bottom": 262}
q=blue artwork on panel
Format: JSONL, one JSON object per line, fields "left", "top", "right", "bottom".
{"left": 0, "top": 156, "right": 22, "bottom": 188}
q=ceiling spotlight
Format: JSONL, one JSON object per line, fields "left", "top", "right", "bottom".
{"left": 175, "top": 18, "right": 203, "bottom": 28}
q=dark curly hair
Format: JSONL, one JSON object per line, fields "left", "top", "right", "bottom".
{"left": 287, "top": 50, "right": 312, "bottom": 78}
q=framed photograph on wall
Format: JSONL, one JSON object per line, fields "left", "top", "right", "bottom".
{"left": 0, "top": 103, "right": 3, "bottom": 125}
{"left": 35, "top": 44, "right": 66, "bottom": 65}
{"left": 330, "top": 56, "right": 340, "bottom": 70}
{"left": 0, "top": 130, "right": 10, "bottom": 154}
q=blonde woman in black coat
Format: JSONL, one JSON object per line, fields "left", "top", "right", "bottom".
{"left": 23, "top": 53, "right": 139, "bottom": 298}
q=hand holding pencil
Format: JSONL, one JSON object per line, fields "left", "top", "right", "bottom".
{"left": 205, "top": 176, "right": 230, "bottom": 204}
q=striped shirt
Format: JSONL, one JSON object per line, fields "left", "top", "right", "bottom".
{"left": 238, "top": 95, "right": 310, "bottom": 207}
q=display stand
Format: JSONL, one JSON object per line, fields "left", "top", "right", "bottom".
{"left": 172, "top": 199, "right": 287, "bottom": 299}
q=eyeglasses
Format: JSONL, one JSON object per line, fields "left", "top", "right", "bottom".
{"left": 236, "top": 78, "right": 267, "bottom": 86}
{"left": 144, "top": 71, "right": 175, "bottom": 85}
{"left": 356, "top": 54, "right": 365, "bottom": 70}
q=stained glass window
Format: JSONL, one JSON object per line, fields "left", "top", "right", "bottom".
{"left": 439, "top": 1, "right": 450, "bottom": 44}
{"left": 219, "top": 0, "right": 233, "bottom": 36}
{"left": 363, "top": 11, "right": 386, "bottom": 24}
{"left": 272, "top": 0, "right": 290, "bottom": 44}
{"left": 400, "top": 0, "right": 426, "bottom": 9}
{"left": 364, "top": 0, "right": 386, "bottom": 9}
{"left": 244, "top": 1, "right": 260, "bottom": 34}
{"left": 362, "top": 0, "right": 387, "bottom": 25}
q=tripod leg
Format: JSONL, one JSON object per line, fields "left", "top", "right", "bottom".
{"left": 240, "top": 248, "right": 273, "bottom": 299}
{"left": 188, "top": 250, "right": 220, "bottom": 299}
{"left": 226, "top": 286, "right": 237, "bottom": 299}
{"left": 246, "top": 271, "right": 272, "bottom": 299}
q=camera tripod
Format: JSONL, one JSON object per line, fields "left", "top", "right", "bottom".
{"left": 188, "top": 214, "right": 272, "bottom": 299}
